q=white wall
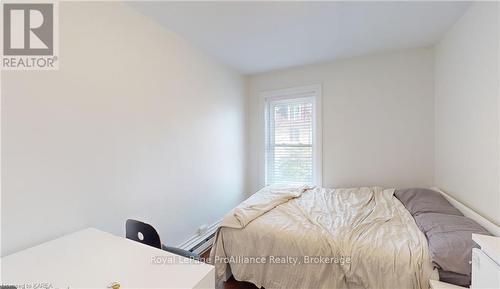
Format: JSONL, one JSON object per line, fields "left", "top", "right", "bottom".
{"left": 435, "top": 2, "right": 500, "bottom": 225}
{"left": 247, "top": 48, "right": 435, "bottom": 193}
{"left": 1, "top": 2, "right": 246, "bottom": 256}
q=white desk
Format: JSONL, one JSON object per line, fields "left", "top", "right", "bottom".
{"left": 1, "top": 228, "right": 214, "bottom": 289}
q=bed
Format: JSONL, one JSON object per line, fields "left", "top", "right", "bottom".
{"left": 209, "top": 186, "right": 492, "bottom": 289}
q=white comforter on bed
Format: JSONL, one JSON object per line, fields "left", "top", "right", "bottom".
{"left": 210, "top": 186, "right": 435, "bottom": 289}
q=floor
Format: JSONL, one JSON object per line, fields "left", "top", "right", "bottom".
{"left": 201, "top": 249, "right": 260, "bottom": 289}
{"left": 219, "top": 277, "right": 260, "bottom": 289}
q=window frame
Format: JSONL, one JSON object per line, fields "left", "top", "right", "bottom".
{"left": 262, "top": 84, "right": 322, "bottom": 187}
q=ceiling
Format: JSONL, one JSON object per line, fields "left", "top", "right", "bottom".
{"left": 129, "top": 1, "right": 471, "bottom": 75}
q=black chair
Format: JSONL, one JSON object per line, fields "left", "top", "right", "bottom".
{"left": 125, "top": 219, "right": 201, "bottom": 261}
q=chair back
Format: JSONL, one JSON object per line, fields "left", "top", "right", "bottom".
{"left": 125, "top": 219, "right": 162, "bottom": 249}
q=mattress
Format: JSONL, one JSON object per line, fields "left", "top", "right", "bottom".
{"left": 210, "top": 186, "right": 436, "bottom": 289}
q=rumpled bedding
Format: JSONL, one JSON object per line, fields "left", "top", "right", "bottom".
{"left": 210, "top": 186, "right": 435, "bottom": 289}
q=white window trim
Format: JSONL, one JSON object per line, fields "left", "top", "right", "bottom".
{"left": 261, "top": 84, "right": 323, "bottom": 187}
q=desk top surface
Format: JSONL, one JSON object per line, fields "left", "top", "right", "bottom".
{"left": 1, "top": 228, "right": 214, "bottom": 289}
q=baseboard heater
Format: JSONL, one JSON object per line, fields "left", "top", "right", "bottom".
{"left": 178, "top": 220, "right": 220, "bottom": 255}
{"left": 190, "top": 232, "right": 216, "bottom": 255}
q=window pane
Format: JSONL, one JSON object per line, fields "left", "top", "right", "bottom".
{"left": 273, "top": 102, "right": 312, "bottom": 145}
{"left": 266, "top": 97, "right": 314, "bottom": 186}
{"left": 272, "top": 146, "right": 313, "bottom": 185}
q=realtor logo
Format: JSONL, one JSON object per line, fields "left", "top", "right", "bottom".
{"left": 4, "top": 3, "right": 53, "bottom": 55}
{"left": 1, "top": 2, "right": 58, "bottom": 70}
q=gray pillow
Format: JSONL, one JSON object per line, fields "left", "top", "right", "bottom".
{"left": 414, "top": 213, "right": 492, "bottom": 285}
{"left": 394, "top": 188, "right": 463, "bottom": 216}
{"left": 438, "top": 270, "right": 470, "bottom": 287}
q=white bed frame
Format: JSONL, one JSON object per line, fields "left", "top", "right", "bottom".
{"left": 431, "top": 187, "right": 500, "bottom": 237}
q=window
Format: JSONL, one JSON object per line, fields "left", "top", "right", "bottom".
{"left": 264, "top": 85, "right": 322, "bottom": 186}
